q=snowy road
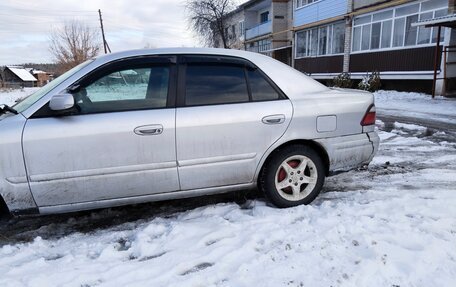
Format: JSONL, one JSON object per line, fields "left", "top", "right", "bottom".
{"left": 1, "top": 89, "right": 456, "bottom": 286}
{"left": 1, "top": 121, "right": 456, "bottom": 286}
{"left": 374, "top": 90, "right": 456, "bottom": 126}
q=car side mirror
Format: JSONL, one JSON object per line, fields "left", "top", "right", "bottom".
{"left": 49, "top": 93, "right": 75, "bottom": 111}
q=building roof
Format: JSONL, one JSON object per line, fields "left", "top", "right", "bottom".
{"left": 413, "top": 14, "right": 456, "bottom": 28}
{"left": 7, "top": 66, "right": 37, "bottom": 82}
{"left": 32, "top": 69, "right": 47, "bottom": 74}
{"left": 239, "top": 0, "right": 267, "bottom": 9}
{"left": 225, "top": 0, "right": 269, "bottom": 17}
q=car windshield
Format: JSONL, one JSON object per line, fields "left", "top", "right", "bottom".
{"left": 12, "top": 59, "right": 94, "bottom": 113}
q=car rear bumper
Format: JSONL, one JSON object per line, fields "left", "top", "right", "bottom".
{"left": 367, "top": 131, "right": 380, "bottom": 162}
{"left": 315, "top": 131, "right": 379, "bottom": 173}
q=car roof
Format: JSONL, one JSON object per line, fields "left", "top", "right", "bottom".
{"left": 93, "top": 48, "right": 329, "bottom": 99}
{"left": 95, "top": 47, "right": 265, "bottom": 61}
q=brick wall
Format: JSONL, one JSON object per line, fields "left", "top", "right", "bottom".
{"left": 34, "top": 73, "right": 50, "bottom": 87}
{"left": 342, "top": 0, "right": 353, "bottom": 72}
{"left": 272, "top": 0, "right": 292, "bottom": 48}
{"left": 449, "top": 0, "right": 455, "bottom": 13}
{"left": 343, "top": 21, "right": 351, "bottom": 72}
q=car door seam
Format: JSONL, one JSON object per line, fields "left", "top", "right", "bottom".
{"left": 20, "top": 116, "right": 39, "bottom": 207}
{"left": 174, "top": 108, "right": 182, "bottom": 190}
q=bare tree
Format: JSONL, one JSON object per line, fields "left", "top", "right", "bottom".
{"left": 186, "top": 0, "right": 236, "bottom": 48}
{"left": 49, "top": 20, "right": 100, "bottom": 74}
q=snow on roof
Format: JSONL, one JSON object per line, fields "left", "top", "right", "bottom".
{"left": 7, "top": 66, "right": 37, "bottom": 82}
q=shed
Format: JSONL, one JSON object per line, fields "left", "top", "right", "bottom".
{"left": 3, "top": 66, "right": 37, "bottom": 88}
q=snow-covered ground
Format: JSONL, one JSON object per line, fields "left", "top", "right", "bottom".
{"left": 0, "top": 88, "right": 39, "bottom": 106}
{"left": 0, "top": 90, "right": 455, "bottom": 286}
{"left": 374, "top": 90, "right": 456, "bottom": 125}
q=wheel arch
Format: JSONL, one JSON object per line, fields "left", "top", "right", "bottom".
{"left": 256, "top": 139, "right": 330, "bottom": 185}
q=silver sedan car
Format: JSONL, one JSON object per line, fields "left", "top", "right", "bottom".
{"left": 0, "top": 48, "right": 379, "bottom": 216}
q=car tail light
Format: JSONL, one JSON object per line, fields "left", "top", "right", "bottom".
{"left": 361, "top": 105, "right": 376, "bottom": 126}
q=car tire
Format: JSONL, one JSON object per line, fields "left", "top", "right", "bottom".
{"left": 260, "top": 145, "right": 325, "bottom": 208}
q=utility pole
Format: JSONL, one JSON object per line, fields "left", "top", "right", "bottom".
{"left": 98, "top": 9, "right": 110, "bottom": 54}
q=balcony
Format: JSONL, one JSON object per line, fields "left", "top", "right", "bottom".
{"left": 294, "top": 0, "right": 347, "bottom": 27}
{"left": 245, "top": 21, "right": 272, "bottom": 40}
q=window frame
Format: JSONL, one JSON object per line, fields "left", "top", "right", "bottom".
{"left": 176, "top": 55, "right": 287, "bottom": 108}
{"left": 295, "top": 21, "right": 346, "bottom": 59}
{"left": 260, "top": 11, "right": 270, "bottom": 24}
{"left": 239, "top": 21, "right": 245, "bottom": 37}
{"left": 247, "top": 39, "right": 272, "bottom": 54}
{"left": 32, "top": 56, "right": 177, "bottom": 118}
{"left": 230, "top": 24, "right": 236, "bottom": 40}
{"left": 296, "top": 0, "right": 321, "bottom": 10}
{"left": 351, "top": 0, "right": 447, "bottom": 54}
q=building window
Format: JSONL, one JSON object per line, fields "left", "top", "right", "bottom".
{"left": 352, "top": 0, "right": 447, "bottom": 53}
{"left": 260, "top": 11, "right": 269, "bottom": 23}
{"left": 230, "top": 25, "right": 236, "bottom": 40}
{"left": 247, "top": 39, "right": 272, "bottom": 53}
{"left": 258, "top": 39, "right": 271, "bottom": 52}
{"left": 296, "top": 21, "right": 345, "bottom": 58}
{"left": 296, "top": 0, "right": 320, "bottom": 9}
{"left": 239, "top": 21, "right": 245, "bottom": 36}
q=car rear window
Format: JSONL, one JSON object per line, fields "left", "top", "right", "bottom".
{"left": 247, "top": 69, "right": 281, "bottom": 101}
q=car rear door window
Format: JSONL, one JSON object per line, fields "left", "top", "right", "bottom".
{"left": 247, "top": 69, "right": 281, "bottom": 101}
{"left": 185, "top": 64, "right": 249, "bottom": 106}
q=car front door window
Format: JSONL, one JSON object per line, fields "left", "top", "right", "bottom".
{"left": 75, "top": 65, "right": 169, "bottom": 114}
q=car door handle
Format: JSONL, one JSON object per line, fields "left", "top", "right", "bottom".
{"left": 134, "top": 125, "right": 163, "bottom": 136}
{"left": 262, "top": 114, "right": 285, "bottom": 125}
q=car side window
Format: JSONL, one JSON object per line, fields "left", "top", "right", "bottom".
{"left": 74, "top": 65, "right": 169, "bottom": 114}
{"left": 185, "top": 64, "right": 249, "bottom": 106}
{"left": 247, "top": 68, "right": 281, "bottom": 101}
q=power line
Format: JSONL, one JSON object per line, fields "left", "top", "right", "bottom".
{"left": 0, "top": 13, "right": 97, "bottom": 19}
{"left": 0, "top": 25, "right": 101, "bottom": 33}
{"left": 0, "top": 4, "right": 98, "bottom": 13}
{"left": 0, "top": 6, "right": 100, "bottom": 28}
{"left": 0, "top": 19, "right": 99, "bottom": 24}
{"left": 99, "top": 24, "right": 190, "bottom": 46}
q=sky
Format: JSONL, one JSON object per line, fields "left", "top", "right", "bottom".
{"left": 0, "top": 0, "right": 214, "bottom": 65}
